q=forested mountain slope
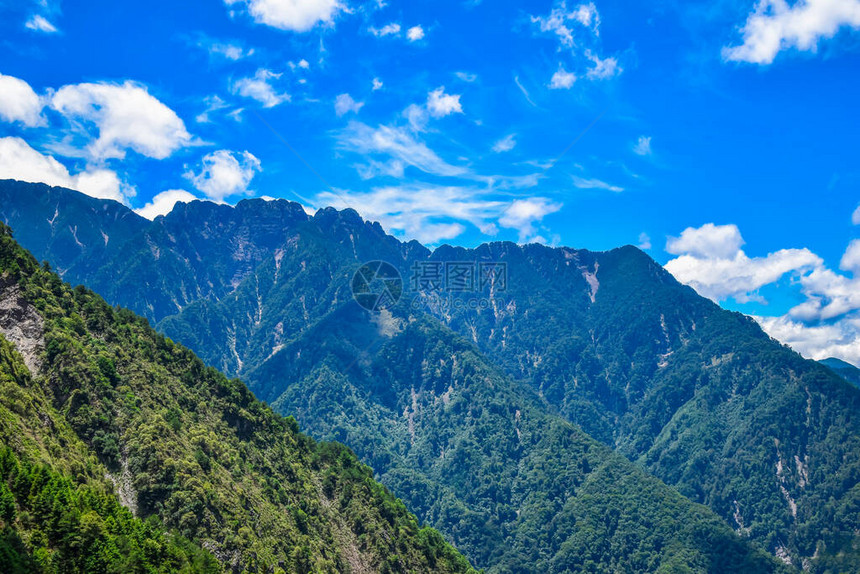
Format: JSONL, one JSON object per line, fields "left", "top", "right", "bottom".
{"left": 0, "top": 222, "right": 476, "bottom": 573}
{"left": 3, "top": 179, "right": 853, "bottom": 571}
{"left": 421, "top": 242, "right": 860, "bottom": 571}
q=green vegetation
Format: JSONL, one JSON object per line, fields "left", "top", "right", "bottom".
{"left": 0, "top": 221, "right": 476, "bottom": 573}
{"left": 5, "top": 180, "right": 852, "bottom": 571}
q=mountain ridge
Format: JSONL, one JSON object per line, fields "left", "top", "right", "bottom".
{"left": 4, "top": 179, "right": 857, "bottom": 571}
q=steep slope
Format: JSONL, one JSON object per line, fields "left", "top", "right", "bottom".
{"left": 0, "top": 179, "right": 148, "bottom": 284}
{"left": 421, "top": 242, "right": 860, "bottom": 571}
{"left": 820, "top": 357, "right": 860, "bottom": 388}
{"left": 137, "top": 207, "right": 787, "bottom": 572}
{"left": 0, "top": 222, "right": 476, "bottom": 574}
{"left": 0, "top": 180, "right": 845, "bottom": 570}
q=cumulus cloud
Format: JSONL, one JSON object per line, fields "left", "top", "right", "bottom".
{"left": 840, "top": 239, "right": 860, "bottom": 273}
{"left": 664, "top": 223, "right": 821, "bottom": 302}
{"left": 51, "top": 81, "right": 193, "bottom": 161}
{"left": 723, "top": 0, "right": 860, "bottom": 64}
{"left": 334, "top": 93, "right": 364, "bottom": 116}
{"left": 755, "top": 314, "right": 860, "bottom": 365}
{"left": 407, "top": 25, "right": 425, "bottom": 41}
{"left": 666, "top": 223, "right": 745, "bottom": 259}
{"left": 0, "top": 73, "right": 45, "bottom": 127}
{"left": 426, "top": 86, "right": 462, "bottom": 118}
{"left": 499, "top": 198, "right": 563, "bottom": 242}
{"left": 185, "top": 149, "right": 261, "bottom": 201}
{"left": 225, "top": 0, "right": 342, "bottom": 32}
{"left": 585, "top": 51, "right": 620, "bottom": 79}
{"left": 369, "top": 22, "right": 401, "bottom": 37}
{"left": 633, "top": 135, "right": 652, "bottom": 156}
{"left": 638, "top": 232, "right": 652, "bottom": 250}
{"left": 853, "top": 204, "right": 860, "bottom": 225}
{"left": 550, "top": 67, "right": 576, "bottom": 89}
{"left": 0, "top": 136, "right": 132, "bottom": 203}
{"left": 372, "top": 77, "right": 383, "bottom": 90}
{"left": 455, "top": 71, "right": 477, "bottom": 82}
{"left": 667, "top": 219, "right": 860, "bottom": 366}
{"left": 492, "top": 134, "right": 517, "bottom": 153}
{"left": 135, "top": 189, "right": 200, "bottom": 220}
{"left": 338, "top": 121, "right": 467, "bottom": 177}
{"left": 230, "top": 69, "right": 290, "bottom": 108}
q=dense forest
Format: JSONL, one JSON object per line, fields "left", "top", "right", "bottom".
{"left": 3, "top": 179, "right": 859, "bottom": 571}
{"left": 0, "top": 221, "right": 476, "bottom": 573}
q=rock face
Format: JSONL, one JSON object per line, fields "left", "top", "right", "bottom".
{"left": 0, "top": 278, "right": 44, "bottom": 374}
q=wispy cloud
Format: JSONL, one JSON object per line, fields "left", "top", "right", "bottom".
{"left": 25, "top": 14, "right": 58, "bottom": 33}
{"left": 230, "top": 69, "right": 290, "bottom": 108}
{"left": 492, "top": 134, "right": 517, "bottom": 153}
{"left": 313, "top": 184, "right": 560, "bottom": 244}
{"left": 572, "top": 175, "right": 623, "bottom": 192}
{"left": 633, "top": 135, "right": 652, "bottom": 156}
{"left": 334, "top": 93, "right": 364, "bottom": 116}
{"left": 338, "top": 121, "right": 467, "bottom": 177}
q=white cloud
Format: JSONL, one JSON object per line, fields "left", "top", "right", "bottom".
{"left": 585, "top": 50, "right": 620, "bottom": 79}
{"left": 755, "top": 314, "right": 860, "bottom": 365}
{"left": 208, "top": 42, "right": 254, "bottom": 60}
{"left": 407, "top": 25, "right": 425, "bottom": 41}
{"left": 334, "top": 93, "right": 364, "bottom": 116}
{"left": 853, "top": 204, "right": 860, "bottom": 225}
{"left": 633, "top": 135, "right": 652, "bottom": 156}
{"left": 313, "top": 184, "right": 561, "bottom": 244}
{"left": 315, "top": 185, "right": 496, "bottom": 243}
{"left": 638, "top": 232, "right": 651, "bottom": 250}
{"left": 666, "top": 223, "right": 744, "bottom": 259}
{"left": 514, "top": 75, "right": 538, "bottom": 107}
{"left": 0, "top": 73, "right": 45, "bottom": 127}
{"left": 225, "top": 0, "right": 342, "bottom": 32}
{"left": 0, "top": 136, "right": 132, "bottom": 203}
{"left": 840, "top": 239, "right": 860, "bottom": 273}
{"left": 572, "top": 175, "right": 623, "bottom": 192}
{"left": 231, "top": 69, "right": 290, "bottom": 108}
{"left": 372, "top": 77, "right": 383, "bottom": 90}
{"left": 531, "top": 1, "right": 600, "bottom": 47}
{"left": 666, "top": 222, "right": 860, "bottom": 366}
{"left": 25, "top": 15, "right": 58, "bottom": 33}
{"left": 185, "top": 149, "right": 261, "bottom": 201}
{"left": 550, "top": 67, "right": 576, "bottom": 89}
{"left": 499, "top": 197, "right": 563, "bottom": 242}
{"left": 338, "top": 121, "right": 467, "bottom": 177}
{"left": 196, "top": 95, "right": 230, "bottom": 123}
{"left": 723, "top": 0, "right": 860, "bottom": 64}
{"left": 426, "top": 86, "right": 462, "bottom": 118}
{"left": 298, "top": 59, "right": 310, "bottom": 69}
{"left": 455, "top": 71, "right": 477, "bottom": 82}
{"left": 492, "top": 134, "right": 517, "bottom": 153}
{"left": 51, "top": 81, "right": 193, "bottom": 161}
{"left": 135, "top": 189, "right": 200, "bottom": 220}
{"left": 369, "top": 22, "right": 401, "bottom": 37}
{"left": 664, "top": 223, "right": 821, "bottom": 302}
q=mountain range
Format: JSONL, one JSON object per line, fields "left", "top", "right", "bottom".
{"left": 3, "top": 179, "right": 859, "bottom": 572}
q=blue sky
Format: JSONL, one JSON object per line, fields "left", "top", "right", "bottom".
{"left": 1, "top": 0, "right": 860, "bottom": 363}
